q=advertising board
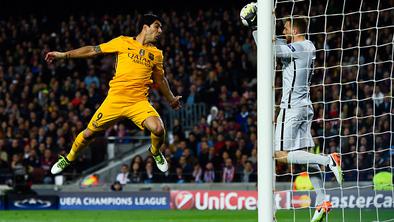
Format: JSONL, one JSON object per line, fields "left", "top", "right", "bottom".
{"left": 59, "top": 192, "right": 170, "bottom": 210}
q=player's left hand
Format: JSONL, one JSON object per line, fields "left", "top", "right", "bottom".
{"left": 169, "top": 96, "right": 182, "bottom": 110}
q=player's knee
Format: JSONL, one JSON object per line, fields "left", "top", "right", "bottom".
{"left": 275, "top": 151, "right": 288, "bottom": 164}
{"left": 151, "top": 125, "right": 165, "bottom": 137}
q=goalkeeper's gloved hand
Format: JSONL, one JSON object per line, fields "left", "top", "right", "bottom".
{"left": 240, "top": 2, "right": 257, "bottom": 29}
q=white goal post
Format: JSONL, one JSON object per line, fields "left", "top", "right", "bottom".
{"left": 257, "top": 0, "right": 274, "bottom": 222}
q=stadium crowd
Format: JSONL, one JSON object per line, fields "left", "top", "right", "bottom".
{"left": 0, "top": 1, "right": 392, "bottom": 185}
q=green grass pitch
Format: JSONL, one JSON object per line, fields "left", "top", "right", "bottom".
{"left": 1, "top": 209, "right": 393, "bottom": 222}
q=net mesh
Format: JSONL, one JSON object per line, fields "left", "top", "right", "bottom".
{"left": 273, "top": 0, "right": 393, "bottom": 220}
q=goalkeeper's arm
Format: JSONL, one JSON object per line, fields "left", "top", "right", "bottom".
{"left": 252, "top": 30, "right": 257, "bottom": 44}
{"left": 274, "top": 39, "right": 308, "bottom": 59}
{"left": 240, "top": 2, "right": 258, "bottom": 44}
{"left": 44, "top": 46, "right": 102, "bottom": 63}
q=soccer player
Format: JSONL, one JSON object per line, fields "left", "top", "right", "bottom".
{"left": 241, "top": 4, "right": 343, "bottom": 222}
{"left": 45, "top": 14, "right": 181, "bottom": 174}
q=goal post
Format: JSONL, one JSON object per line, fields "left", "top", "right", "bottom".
{"left": 257, "top": 0, "right": 274, "bottom": 222}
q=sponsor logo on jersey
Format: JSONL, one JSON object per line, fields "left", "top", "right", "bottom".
{"left": 127, "top": 53, "right": 153, "bottom": 67}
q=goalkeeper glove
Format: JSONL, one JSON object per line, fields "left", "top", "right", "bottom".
{"left": 240, "top": 2, "right": 257, "bottom": 29}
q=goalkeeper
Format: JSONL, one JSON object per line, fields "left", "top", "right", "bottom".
{"left": 241, "top": 3, "right": 343, "bottom": 222}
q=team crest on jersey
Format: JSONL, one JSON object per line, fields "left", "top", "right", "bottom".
{"left": 139, "top": 49, "right": 145, "bottom": 56}
{"left": 148, "top": 52, "right": 154, "bottom": 60}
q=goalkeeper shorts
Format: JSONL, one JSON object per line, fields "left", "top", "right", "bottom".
{"left": 275, "top": 105, "right": 315, "bottom": 151}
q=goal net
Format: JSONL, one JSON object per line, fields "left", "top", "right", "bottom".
{"left": 272, "top": 0, "right": 394, "bottom": 221}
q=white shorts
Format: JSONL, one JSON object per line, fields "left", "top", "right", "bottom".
{"left": 274, "top": 105, "right": 315, "bottom": 151}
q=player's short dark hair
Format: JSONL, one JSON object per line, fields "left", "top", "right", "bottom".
{"left": 137, "top": 13, "right": 163, "bottom": 33}
{"left": 286, "top": 16, "right": 307, "bottom": 35}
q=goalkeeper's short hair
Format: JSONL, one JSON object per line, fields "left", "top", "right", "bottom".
{"left": 286, "top": 16, "right": 308, "bottom": 35}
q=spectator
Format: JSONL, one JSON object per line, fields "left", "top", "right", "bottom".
{"left": 221, "top": 139, "right": 236, "bottom": 160}
{"left": 186, "top": 133, "right": 198, "bottom": 155}
{"left": 84, "top": 66, "right": 100, "bottom": 89}
{"left": 198, "top": 141, "right": 210, "bottom": 168}
{"left": 8, "top": 139, "right": 23, "bottom": 157}
{"left": 131, "top": 155, "right": 143, "bottom": 166}
{"left": 192, "top": 163, "right": 202, "bottom": 183}
{"left": 248, "top": 147, "right": 257, "bottom": 166}
{"left": 208, "top": 146, "right": 221, "bottom": 169}
{"left": 116, "top": 123, "right": 131, "bottom": 144}
{"left": 142, "top": 162, "right": 156, "bottom": 184}
{"left": 111, "top": 181, "right": 123, "bottom": 192}
{"left": 236, "top": 105, "right": 249, "bottom": 133}
{"left": 0, "top": 140, "right": 8, "bottom": 163}
{"left": 203, "top": 162, "right": 216, "bottom": 183}
{"left": 241, "top": 161, "right": 257, "bottom": 183}
{"left": 186, "top": 84, "right": 201, "bottom": 105}
{"left": 173, "top": 140, "right": 187, "bottom": 161}
{"left": 222, "top": 158, "right": 235, "bottom": 183}
{"left": 207, "top": 106, "right": 219, "bottom": 125}
{"left": 182, "top": 148, "right": 196, "bottom": 166}
{"left": 214, "top": 134, "right": 225, "bottom": 154}
{"left": 174, "top": 167, "right": 186, "bottom": 183}
{"left": 24, "top": 149, "right": 40, "bottom": 169}
{"left": 129, "top": 162, "right": 142, "bottom": 184}
{"left": 115, "top": 164, "right": 130, "bottom": 185}
{"left": 178, "top": 155, "right": 192, "bottom": 176}
{"left": 40, "top": 149, "right": 54, "bottom": 184}
{"left": 197, "top": 117, "right": 209, "bottom": 135}
{"left": 172, "top": 119, "right": 184, "bottom": 140}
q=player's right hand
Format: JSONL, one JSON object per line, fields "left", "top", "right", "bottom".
{"left": 44, "top": 51, "right": 65, "bottom": 63}
{"left": 169, "top": 96, "right": 182, "bottom": 110}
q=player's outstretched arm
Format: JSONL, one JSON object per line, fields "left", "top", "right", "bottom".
{"left": 152, "top": 72, "right": 182, "bottom": 110}
{"left": 44, "top": 45, "right": 102, "bottom": 63}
